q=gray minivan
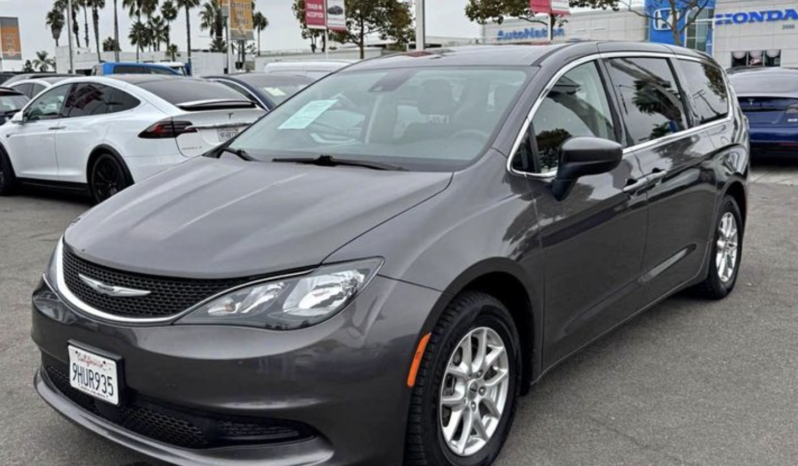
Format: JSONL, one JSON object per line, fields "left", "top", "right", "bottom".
{"left": 31, "top": 42, "right": 748, "bottom": 466}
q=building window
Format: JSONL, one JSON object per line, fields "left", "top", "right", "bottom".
{"left": 731, "top": 50, "right": 781, "bottom": 68}
{"left": 685, "top": 8, "right": 714, "bottom": 53}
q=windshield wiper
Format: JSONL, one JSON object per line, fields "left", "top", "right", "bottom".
{"left": 272, "top": 154, "right": 407, "bottom": 171}
{"left": 218, "top": 147, "right": 253, "bottom": 161}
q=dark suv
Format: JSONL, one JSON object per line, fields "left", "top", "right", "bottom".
{"left": 32, "top": 42, "right": 748, "bottom": 466}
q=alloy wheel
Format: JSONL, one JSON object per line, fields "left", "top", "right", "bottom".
{"left": 715, "top": 212, "right": 739, "bottom": 283}
{"left": 439, "top": 326, "right": 510, "bottom": 457}
{"left": 93, "top": 157, "right": 125, "bottom": 202}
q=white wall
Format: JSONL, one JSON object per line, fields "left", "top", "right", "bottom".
{"left": 481, "top": 10, "right": 646, "bottom": 45}
{"left": 713, "top": 0, "right": 798, "bottom": 68}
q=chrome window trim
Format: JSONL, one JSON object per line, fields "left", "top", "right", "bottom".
{"left": 51, "top": 239, "right": 310, "bottom": 324}
{"left": 507, "top": 51, "right": 733, "bottom": 179}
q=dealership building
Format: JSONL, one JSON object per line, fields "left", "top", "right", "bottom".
{"left": 481, "top": 0, "right": 798, "bottom": 69}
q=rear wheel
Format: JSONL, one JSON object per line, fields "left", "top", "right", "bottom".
{"left": 0, "top": 147, "right": 18, "bottom": 196}
{"left": 89, "top": 153, "right": 131, "bottom": 204}
{"left": 405, "top": 291, "right": 521, "bottom": 466}
{"left": 693, "top": 195, "right": 743, "bottom": 299}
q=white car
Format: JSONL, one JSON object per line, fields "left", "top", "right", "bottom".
{"left": 0, "top": 75, "right": 264, "bottom": 203}
{"left": 7, "top": 76, "right": 70, "bottom": 99}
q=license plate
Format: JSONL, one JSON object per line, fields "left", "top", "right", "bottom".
{"left": 218, "top": 128, "right": 239, "bottom": 142}
{"left": 68, "top": 345, "right": 119, "bottom": 405}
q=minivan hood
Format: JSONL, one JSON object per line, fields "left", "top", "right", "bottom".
{"left": 65, "top": 157, "right": 451, "bottom": 279}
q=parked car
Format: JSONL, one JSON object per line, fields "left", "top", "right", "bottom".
{"left": 206, "top": 73, "right": 314, "bottom": 110}
{"left": 157, "top": 61, "right": 190, "bottom": 76}
{"left": 0, "top": 72, "right": 18, "bottom": 85}
{"left": 263, "top": 60, "right": 353, "bottom": 79}
{"left": 91, "top": 62, "right": 180, "bottom": 76}
{"left": 0, "top": 87, "right": 29, "bottom": 125}
{"left": 7, "top": 76, "right": 70, "bottom": 98}
{"left": 0, "top": 75, "right": 264, "bottom": 203}
{"left": 2, "top": 73, "right": 73, "bottom": 86}
{"left": 30, "top": 43, "right": 748, "bottom": 466}
{"left": 729, "top": 67, "right": 798, "bottom": 158}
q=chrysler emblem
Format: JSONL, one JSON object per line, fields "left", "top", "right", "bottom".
{"left": 79, "top": 274, "right": 151, "bottom": 298}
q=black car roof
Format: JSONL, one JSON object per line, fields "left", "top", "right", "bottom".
{"left": 108, "top": 75, "right": 204, "bottom": 85}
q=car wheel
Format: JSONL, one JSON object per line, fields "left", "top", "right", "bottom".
{"left": 405, "top": 291, "right": 521, "bottom": 466}
{"left": 0, "top": 147, "right": 18, "bottom": 196}
{"left": 90, "top": 153, "right": 131, "bottom": 204}
{"left": 693, "top": 195, "right": 743, "bottom": 299}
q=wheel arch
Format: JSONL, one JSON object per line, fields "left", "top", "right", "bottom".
{"left": 421, "top": 258, "right": 542, "bottom": 395}
{"left": 723, "top": 179, "right": 747, "bottom": 227}
{"left": 86, "top": 144, "right": 134, "bottom": 185}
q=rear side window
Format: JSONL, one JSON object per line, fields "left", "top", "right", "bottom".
{"left": 528, "top": 61, "right": 616, "bottom": 173}
{"left": 678, "top": 60, "right": 729, "bottom": 125}
{"left": 31, "top": 83, "right": 46, "bottom": 97}
{"left": 113, "top": 65, "right": 147, "bottom": 74}
{"left": 64, "top": 84, "right": 140, "bottom": 118}
{"left": 607, "top": 57, "right": 687, "bottom": 145}
{"left": 13, "top": 83, "right": 32, "bottom": 98}
{"left": 138, "top": 80, "right": 248, "bottom": 106}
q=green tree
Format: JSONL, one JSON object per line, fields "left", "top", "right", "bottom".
{"left": 22, "top": 60, "right": 35, "bottom": 72}
{"left": 199, "top": 1, "right": 224, "bottom": 45}
{"left": 161, "top": 1, "right": 178, "bottom": 59}
{"left": 102, "top": 36, "right": 119, "bottom": 51}
{"left": 129, "top": 20, "right": 149, "bottom": 61}
{"left": 55, "top": 0, "right": 82, "bottom": 48}
{"left": 166, "top": 43, "right": 179, "bottom": 61}
{"left": 176, "top": 0, "right": 200, "bottom": 72}
{"left": 46, "top": 7, "right": 65, "bottom": 49}
{"left": 148, "top": 15, "right": 168, "bottom": 51}
{"left": 253, "top": 11, "right": 269, "bottom": 57}
{"left": 86, "top": 0, "right": 106, "bottom": 62}
{"left": 77, "top": 0, "right": 90, "bottom": 50}
{"left": 33, "top": 51, "right": 56, "bottom": 72}
{"left": 465, "top": 0, "right": 618, "bottom": 40}
{"left": 291, "top": 0, "right": 326, "bottom": 53}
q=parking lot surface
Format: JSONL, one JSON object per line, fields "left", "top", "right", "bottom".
{"left": 2, "top": 175, "right": 798, "bottom": 466}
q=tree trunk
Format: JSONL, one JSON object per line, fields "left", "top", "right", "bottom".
{"left": 114, "top": 0, "right": 120, "bottom": 61}
{"left": 359, "top": 18, "right": 365, "bottom": 60}
{"left": 166, "top": 24, "right": 171, "bottom": 59}
{"left": 83, "top": 6, "right": 90, "bottom": 49}
{"left": 73, "top": 16, "right": 81, "bottom": 48}
{"left": 257, "top": 30, "right": 261, "bottom": 57}
{"left": 93, "top": 7, "right": 101, "bottom": 62}
{"left": 670, "top": 1, "right": 682, "bottom": 46}
{"left": 185, "top": 6, "right": 193, "bottom": 73}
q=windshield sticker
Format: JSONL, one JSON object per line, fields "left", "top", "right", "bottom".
{"left": 264, "top": 87, "right": 287, "bottom": 97}
{"left": 278, "top": 99, "right": 337, "bottom": 130}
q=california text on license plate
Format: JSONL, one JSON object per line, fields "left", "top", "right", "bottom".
{"left": 68, "top": 345, "right": 119, "bottom": 405}
{"left": 218, "top": 128, "right": 239, "bottom": 142}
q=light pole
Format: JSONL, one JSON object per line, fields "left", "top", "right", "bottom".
{"left": 415, "top": 0, "right": 425, "bottom": 51}
{"left": 67, "top": 0, "right": 75, "bottom": 73}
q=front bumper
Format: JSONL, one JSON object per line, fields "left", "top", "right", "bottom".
{"left": 31, "top": 275, "right": 441, "bottom": 466}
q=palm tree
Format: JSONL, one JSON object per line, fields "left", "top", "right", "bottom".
{"left": 199, "top": 0, "right": 223, "bottom": 45}
{"left": 112, "top": 0, "right": 120, "bottom": 60}
{"left": 252, "top": 11, "right": 268, "bottom": 57}
{"left": 129, "top": 20, "right": 149, "bottom": 61}
{"left": 148, "top": 15, "right": 168, "bottom": 51}
{"left": 87, "top": 0, "right": 105, "bottom": 62}
{"left": 175, "top": 0, "right": 200, "bottom": 73}
{"left": 33, "top": 51, "right": 56, "bottom": 72}
{"left": 103, "top": 36, "right": 119, "bottom": 52}
{"left": 46, "top": 7, "right": 65, "bottom": 48}
{"left": 123, "top": 0, "right": 144, "bottom": 23}
{"left": 55, "top": 0, "right": 82, "bottom": 48}
{"left": 161, "top": 1, "right": 178, "bottom": 59}
{"left": 78, "top": 0, "right": 90, "bottom": 51}
{"left": 166, "top": 43, "right": 179, "bottom": 62}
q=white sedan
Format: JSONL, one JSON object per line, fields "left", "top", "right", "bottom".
{"left": 0, "top": 75, "right": 265, "bottom": 203}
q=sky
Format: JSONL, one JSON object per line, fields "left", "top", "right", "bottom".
{"left": 0, "top": 0, "right": 482, "bottom": 70}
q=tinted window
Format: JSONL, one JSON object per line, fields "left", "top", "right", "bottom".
{"left": 31, "top": 83, "right": 46, "bottom": 97}
{"left": 25, "top": 85, "right": 70, "bottom": 121}
{"left": 0, "top": 94, "right": 29, "bottom": 113}
{"left": 218, "top": 81, "right": 259, "bottom": 103}
{"left": 678, "top": 60, "right": 728, "bottom": 125}
{"left": 235, "top": 74, "right": 314, "bottom": 105}
{"left": 13, "top": 83, "right": 32, "bottom": 98}
{"left": 138, "top": 80, "right": 250, "bottom": 105}
{"left": 113, "top": 65, "right": 147, "bottom": 74}
{"left": 65, "top": 83, "right": 112, "bottom": 117}
{"left": 106, "top": 88, "right": 140, "bottom": 113}
{"left": 529, "top": 62, "right": 616, "bottom": 173}
{"left": 229, "top": 67, "right": 530, "bottom": 172}
{"left": 607, "top": 58, "right": 687, "bottom": 145}
{"left": 146, "top": 66, "right": 177, "bottom": 75}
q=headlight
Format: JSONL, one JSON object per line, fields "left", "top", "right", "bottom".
{"left": 177, "top": 258, "right": 383, "bottom": 330}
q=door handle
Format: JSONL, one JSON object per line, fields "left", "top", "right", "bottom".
{"left": 623, "top": 177, "right": 649, "bottom": 194}
{"left": 48, "top": 126, "right": 65, "bottom": 130}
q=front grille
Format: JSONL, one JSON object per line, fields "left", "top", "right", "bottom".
{"left": 62, "top": 247, "right": 256, "bottom": 319}
{"left": 43, "top": 361, "right": 315, "bottom": 449}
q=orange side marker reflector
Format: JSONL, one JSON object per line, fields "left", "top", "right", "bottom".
{"left": 407, "top": 333, "right": 432, "bottom": 388}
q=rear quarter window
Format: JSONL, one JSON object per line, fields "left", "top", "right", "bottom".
{"left": 678, "top": 60, "right": 729, "bottom": 125}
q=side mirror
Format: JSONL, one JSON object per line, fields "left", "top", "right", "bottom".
{"left": 551, "top": 137, "right": 623, "bottom": 201}
{"left": 10, "top": 112, "right": 24, "bottom": 125}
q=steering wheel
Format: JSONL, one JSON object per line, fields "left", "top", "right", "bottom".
{"left": 451, "top": 129, "right": 490, "bottom": 141}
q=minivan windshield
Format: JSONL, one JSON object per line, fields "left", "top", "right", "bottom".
{"left": 228, "top": 67, "right": 531, "bottom": 171}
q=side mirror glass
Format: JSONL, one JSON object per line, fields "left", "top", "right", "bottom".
{"left": 552, "top": 137, "right": 623, "bottom": 201}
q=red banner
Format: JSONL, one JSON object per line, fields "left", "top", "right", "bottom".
{"left": 529, "top": 0, "right": 570, "bottom": 15}
{"left": 305, "top": 0, "right": 326, "bottom": 30}
{"left": 529, "top": 0, "right": 552, "bottom": 14}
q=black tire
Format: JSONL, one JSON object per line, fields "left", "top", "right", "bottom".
{"left": 0, "top": 146, "right": 18, "bottom": 196}
{"left": 692, "top": 195, "right": 744, "bottom": 299}
{"left": 89, "top": 153, "right": 132, "bottom": 205}
{"left": 405, "top": 291, "right": 521, "bottom": 466}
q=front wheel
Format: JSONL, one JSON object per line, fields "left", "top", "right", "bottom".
{"left": 0, "top": 147, "right": 18, "bottom": 196}
{"left": 405, "top": 291, "right": 521, "bottom": 466}
{"left": 89, "top": 153, "right": 131, "bottom": 204}
{"left": 693, "top": 195, "right": 744, "bottom": 299}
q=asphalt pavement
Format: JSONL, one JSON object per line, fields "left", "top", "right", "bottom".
{"left": 2, "top": 165, "right": 798, "bottom": 466}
